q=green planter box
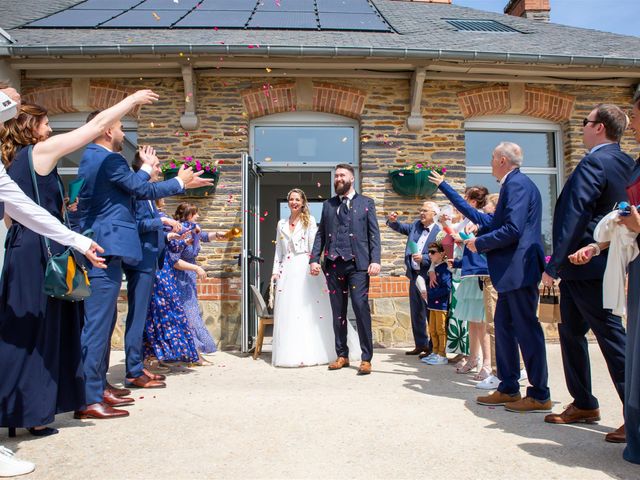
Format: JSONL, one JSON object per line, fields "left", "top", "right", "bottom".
{"left": 389, "top": 169, "right": 438, "bottom": 198}
{"left": 163, "top": 168, "right": 220, "bottom": 198}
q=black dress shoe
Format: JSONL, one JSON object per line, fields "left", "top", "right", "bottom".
{"left": 405, "top": 348, "right": 422, "bottom": 355}
{"left": 27, "top": 427, "right": 59, "bottom": 437}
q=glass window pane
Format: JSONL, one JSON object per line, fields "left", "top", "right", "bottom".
{"left": 465, "top": 131, "right": 555, "bottom": 168}
{"left": 254, "top": 126, "right": 355, "bottom": 165}
{"left": 464, "top": 171, "right": 556, "bottom": 255}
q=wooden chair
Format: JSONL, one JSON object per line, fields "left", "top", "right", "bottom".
{"left": 250, "top": 284, "right": 273, "bottom": 360}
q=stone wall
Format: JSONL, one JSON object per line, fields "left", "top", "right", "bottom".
{"left": 21, "top": 74, "right": 640, "bottom": 349}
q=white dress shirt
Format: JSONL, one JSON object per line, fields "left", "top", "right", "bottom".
{"left": 0, "top": 165, "right": 92, "bottom": 253}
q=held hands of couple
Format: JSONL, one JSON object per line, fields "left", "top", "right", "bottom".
{"left": 310, "top": 262, "right": 380, "bottom": 275}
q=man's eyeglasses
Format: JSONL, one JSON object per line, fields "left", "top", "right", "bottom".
{"left": 420, "top": 209, "right": 435, "bottom": 214}
{"left": 583, "top": 118, "right": 603, "bottom": 127}
{"left": 428, "top": 250, "right": 438, "bottom": 255}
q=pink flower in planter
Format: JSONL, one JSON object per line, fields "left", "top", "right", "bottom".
{"left": 170, "top": 162, "right": 176, "bottom": 168}
{"left": 195, "top": 160, "right": 202, "bottom": 171}
{"left": 442, "top": 167, "right": 447, "bottom": 173}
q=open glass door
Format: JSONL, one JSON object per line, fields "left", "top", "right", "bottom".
{"left": 241, "top": 153, "right": 262, "bottom": 352}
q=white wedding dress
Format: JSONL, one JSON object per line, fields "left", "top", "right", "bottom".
{"left": 271, "top": 216, "right": 362, "bottom": 367}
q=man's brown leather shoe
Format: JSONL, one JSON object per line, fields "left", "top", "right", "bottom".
{"left": 605, "top": 424, "right": 626, "bottom": 443}
{"left": 74, "top": 402, "right": 129, "bottom": 420}
{"left": 357, "top": 361, "right": 372, "bottom": 375}
{"left": 544, "top": 403, "right": 600, "bottom": 424}
{"left": 106, "top": 382, "right": 131, "bottom": 398}
{"left": 125, "top": 374, "right": 166, "bottom": 389}
{"left": 328, "top": 357, "right": 350, "bottom": 370}
{"left": 477, "top": 390, "right": 522, "bottom": 406}
{"left": 143, "top": 368, "right": 166, "bottom": 381}
{"left": 103, "top": 389, "right": 135, "bottom": 407}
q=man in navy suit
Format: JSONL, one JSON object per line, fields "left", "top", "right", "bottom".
{"left": 542, "top": 104, "right": 633, "bottom": 441}
{"left": 74, "top": 112, "right": 211, "bottom": 420}
{"left": 386, "top": 202, "right": 441, "bottom": 356}
{"left": 310, "top": 164, "right": 381, "bottom": 375}
{"left": 467, "top": 142, "right": 551, "bottom": 413}
{"left": 122, "top": 147, "right": 184, "bottom": 391}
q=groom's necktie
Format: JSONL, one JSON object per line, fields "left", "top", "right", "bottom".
{"left": 339, "top": 196, "right": 349, "bottom": 223}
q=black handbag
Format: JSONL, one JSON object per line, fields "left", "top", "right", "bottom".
{"left": 27, "top": 146, "right": 92, "bottom": 302}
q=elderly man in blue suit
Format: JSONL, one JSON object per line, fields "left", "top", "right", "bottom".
{"left": 541, "top": 104, "right": 633, "bottom": 442}
{"left": 386, "top": 201, "right": 441, "bottom": 356}
{"left": 73, "top": 108, "right": 212, "bottom": 420}
{"left": 467, "top": 141, "right": 551, "bottom": 413}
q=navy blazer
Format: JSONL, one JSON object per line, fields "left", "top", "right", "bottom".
{"left": 123, "top": 199, "right": 166, "bottom": 272}
{"left": 75, "top": 143, "right": 184, "bottom": 264}
{"left": 425, "top": 262, "right": 452, "bottom": 311}
{"left": 546, "top": 143, "right": 635, "bottom": 280}
{"left": 310, "top": 193, "right": 381, "bottom": 271}
{"left": 386, "top": 219, "right": 441, "bottom": 278}
{"left": 475, "top": 169, "right": 545, "bottom": 293}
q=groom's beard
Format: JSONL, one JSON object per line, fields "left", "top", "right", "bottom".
{"left": 334, "top": 179, "right": 351, "bottom": 196}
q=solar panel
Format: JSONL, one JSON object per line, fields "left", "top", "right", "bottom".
{"left": 174, "top": 9, "right": 251, "bottom": 27}
{"left": 249, "top": 11, "right": 317, "bottom": 28}
{"left": 71, "top": 0, "right": 141, "bottom": 9}
{"left": 445, "top": 19, "right": 521, "bottom": 33}
{"left": 255, "top": 0, "right": 315, "bottom": 12}
{"left": 101, "top": 9, "right": 185, "bottom": 26}
{"left": 197, "top": 0, "right": 257, "bottom": 10}
{"left": 134, "top": 0, "right": 200, "bottom": 10}
{"left": 317, "top": 0, "right": 373, "bottom": 14}
{"left": 27, "top": 9, "right": 121, "bottom": 27}
{"left": 318, "top": 12, "right": 389, "bottom": 31}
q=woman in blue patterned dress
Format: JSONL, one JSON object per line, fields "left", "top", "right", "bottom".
{"left": 143, "top": 205, "right": 200, "bottom": 365}
{"left": 173, "top": 203, "right": 224, "bottom": 355}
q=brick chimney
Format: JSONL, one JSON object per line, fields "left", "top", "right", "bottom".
{"left": 504, "top": 0, "right": 550, "bottom": 22}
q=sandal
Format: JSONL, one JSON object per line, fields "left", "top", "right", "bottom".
{"left": 457, "top": 357, "right": 479, "bottom": 374}
{"left": 473, "top": 366, "right": 492, "bottom": 381}
{"left": 454, "top": 356, "right": 468, "bottom": 370}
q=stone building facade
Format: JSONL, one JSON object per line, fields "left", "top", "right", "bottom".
{"left": 18, "top": 75, "right": 640, "bottom": 348}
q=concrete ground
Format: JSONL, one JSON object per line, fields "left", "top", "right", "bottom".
{"left": 4, "top": 344, "right": 637, "bottom": 480}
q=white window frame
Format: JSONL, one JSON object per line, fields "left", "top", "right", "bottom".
{"left": 49, "top": 113, "right": 139, "bottom": 177}
{"left": 464, "top": 114, "right": 564, "bottom": 190}
{"left": 249, "top": 112, "right": 360, "bottom": 189}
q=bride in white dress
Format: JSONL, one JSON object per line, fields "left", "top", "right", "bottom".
{"left": 270, "top": 188, "right": 361, "bottom": 367}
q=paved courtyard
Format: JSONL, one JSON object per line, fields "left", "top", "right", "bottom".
{"left": 4, "top": 343, "right": 637, "bottom": 480}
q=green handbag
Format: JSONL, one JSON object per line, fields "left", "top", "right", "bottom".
{"left": 27, "top": 146, "right": 92, "bottom": 302}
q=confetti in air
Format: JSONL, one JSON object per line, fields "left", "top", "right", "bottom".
{"left": 152, "top": 12, "right": 160, "bottom": 21}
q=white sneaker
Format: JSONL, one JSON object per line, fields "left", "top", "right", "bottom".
{"left": 476, "top": 374, "right": 500, "bottom": 390}
{"left": 426, "top": 354, "right": 448, "bottom": 366}
{"left": 0, "top": 446, "right": 35, "bottom": 477}
{"left": 420, "top": 353, "right": 437, "bottom": 364}
{"left": 519, "top": 368, "right": 528, "bottom": 382}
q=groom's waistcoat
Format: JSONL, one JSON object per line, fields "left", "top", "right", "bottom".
{"left": 334, "top": 203, "right": 354, "bottom": 260}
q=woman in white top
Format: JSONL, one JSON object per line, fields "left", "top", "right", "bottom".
{"left": 270, "top": 188, "right": 361, "bottom": 367}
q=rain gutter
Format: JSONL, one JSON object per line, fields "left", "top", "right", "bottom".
{"left": 6, "top": 44, "right": 640, "bottom": 68}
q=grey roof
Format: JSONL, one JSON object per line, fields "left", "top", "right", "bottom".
{"left": 2, "top": 0, "right": 640, "bottom": 66}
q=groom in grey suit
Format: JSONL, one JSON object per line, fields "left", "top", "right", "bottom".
{"left": 310, "top": 164, "right": 381, "bottom": 375}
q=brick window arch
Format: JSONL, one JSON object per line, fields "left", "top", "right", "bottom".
{"left": 457, "top": 85, "right": 575, "bottom": 122}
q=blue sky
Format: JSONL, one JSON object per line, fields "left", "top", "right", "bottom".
{"left": 453, "top": 0, "right": 639, "bottom": 37}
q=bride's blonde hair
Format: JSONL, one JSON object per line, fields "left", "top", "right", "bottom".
{"left": 287, "top": 188, "right": 310, "bottom": 229}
